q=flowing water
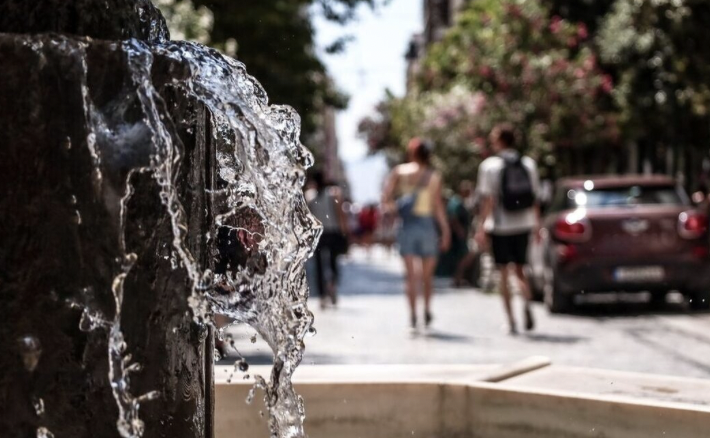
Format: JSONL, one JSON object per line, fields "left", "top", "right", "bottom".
{"left": 17, "top": 27, "right": 320, "bottom": 438}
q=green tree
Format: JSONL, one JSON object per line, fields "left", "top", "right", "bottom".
{"left": 191, "top": 0, "right": 382, "bottom": 143}
{"left": 361, "top": 0, "right": 618, "bottom": 187}
{"left": 598, "top": 0, "right": 710, "bottom": 180}
{"left": 548, "top": 0, "right": 615, "bottom": 33}
{"left": 156, "top": 0, "right": 214, "bottom": 44}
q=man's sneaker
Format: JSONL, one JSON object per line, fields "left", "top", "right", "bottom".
{"left": 524, "top": 306, "right": 535, "bottom": 331}
{"left": 508, "top": 323, "right": 519, "bottom": 336}
{"left": 424, "top": 311, "right": 433, "bottom": 327}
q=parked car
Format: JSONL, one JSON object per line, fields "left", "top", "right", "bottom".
{"left": 529, "top": 175, "right": 710, "bottom": 313}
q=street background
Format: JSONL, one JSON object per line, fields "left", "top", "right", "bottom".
{"left": 176, "top": 0, "right": 710, "bottom": 381}
{"left": 225, "top": 246, "right": 710, "bottom": 379}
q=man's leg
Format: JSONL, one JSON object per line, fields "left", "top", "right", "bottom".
{"left": 403, "top": 255, "right": 419, "bottom": 327}
{"left": 422, "top": 256, "right": 437, "bottom": 325}
{"left": 499, "top": 264, "right": 517, "bottom": 333}
{"left": 514, "top": 263, "right": 535, "bottom": 331}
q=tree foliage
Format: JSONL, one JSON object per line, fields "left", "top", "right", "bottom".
{"left": 598, "top": 0, "right": 710, "bottom": 150}
{"left": 156, "top": 0, "right": 214, "bottom": 44}
{"left": 191, "top": 0, "right": 382, "bottom": 142}
{"left": 360, "top": 0, "right": 617, "bottom": 187}
{"left": 548, "top": 0, "right": 616, "bottom": 33}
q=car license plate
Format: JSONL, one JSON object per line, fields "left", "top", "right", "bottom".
{"left": 614, "top": 266, "right": 665, "bottom": 283}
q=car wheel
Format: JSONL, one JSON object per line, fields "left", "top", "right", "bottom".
{"left": 688, "top": 290, "right": 710, "bottom": 311}
{"left": 544, "top": 266, "right": 574, "bottom": 314}
{"left": 649, "top": 290, "right": 667, "bottom": 308}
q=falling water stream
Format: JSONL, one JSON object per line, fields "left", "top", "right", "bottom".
{"left": 15, "top": 21, "right": 321, "bottom": 438}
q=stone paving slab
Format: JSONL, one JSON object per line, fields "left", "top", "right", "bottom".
{"left": 501, "top": 365, "right": 710, "bottom": 408}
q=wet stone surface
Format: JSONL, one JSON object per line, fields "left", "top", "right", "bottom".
{"left": 0, "top": 0, "right": 169, "bottom": 43}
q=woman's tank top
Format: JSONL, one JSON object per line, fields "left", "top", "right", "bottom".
{"left": 399, "top": 170, "right": 434, "bottom": 217}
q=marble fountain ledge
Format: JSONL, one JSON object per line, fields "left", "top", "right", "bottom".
{"left": 215, "top": 356, "right": 710, "bottom": 438}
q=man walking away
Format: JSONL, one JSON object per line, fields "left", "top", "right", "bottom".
{"left": 475, "top": 124, "right": 541, "bottom": 335}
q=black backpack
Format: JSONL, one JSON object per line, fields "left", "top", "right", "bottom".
{"left": 500, "top": 155, "right": 535, "bottom": 211}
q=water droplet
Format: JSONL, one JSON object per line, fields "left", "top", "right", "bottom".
{"left": 136, "top": 390, "right": 161, "bottom": 403}
{"left": 18, "top": 335, "right": 42, "bottom": 373}
{"left": 238, "top": 359, "right": 249, "bottom": 372}
{"left": 306, "top": 326, "right": 317, "bottom": 337}
{"left": 246, "top": 386, "right": 256, "bottom": 404}
{"left": 250, "top": 334, "right": 257, "bottom": 344}
{"left": 37, "top": 427, "right": 54, "bottom": 438}
{"left": 33, "top": 397, "right": 45, "bottom": 416}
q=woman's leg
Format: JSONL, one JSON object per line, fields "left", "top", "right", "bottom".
{"left": 403, "top": 255, "right": 418, "bottom": 326}
{"left": 422, "top": 256, "right": 437, "bottom": 324}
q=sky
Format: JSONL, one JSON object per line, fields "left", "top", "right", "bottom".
{"left": 312, "top": 0, "right": 423, "bottom": 204}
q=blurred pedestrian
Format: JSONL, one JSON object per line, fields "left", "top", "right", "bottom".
{"left": 437, "top": 180, "right": 474, "bottom": 278}
{"left": 474, "top": 124, "right": 540, "bottom": 335}
{"left": 382, "top": 138, "right": 451, "bottom": 329}
{"left": 451, "top": 180, "right": 483, "bottom": 287}
{"left": 357, "top": 204, "right": 378, "bottom": 253}
{"left": 307, "top": 171, "right": 349, "bottom": 309}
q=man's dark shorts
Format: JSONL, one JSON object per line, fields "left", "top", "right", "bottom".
{"left": 490, "top": 232, "right": 530, "bottom": 265}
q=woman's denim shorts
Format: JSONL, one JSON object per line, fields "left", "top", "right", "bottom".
{"left": 397, "top": 216, "right": 438, "bottom": 258}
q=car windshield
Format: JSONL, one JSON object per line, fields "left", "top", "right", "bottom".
{"left": 567, "top": 185, "right": 687, "bottom": 208}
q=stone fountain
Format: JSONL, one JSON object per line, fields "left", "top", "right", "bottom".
{"left": 0, "top": 1, "right": 320, "bottom": 437}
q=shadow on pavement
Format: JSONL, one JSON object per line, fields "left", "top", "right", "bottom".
{"left": 415, "top": 330, "right": 475, "bottom": 343}
{"left": 523, "top": 333, "right": 589, "bottom": 344}
{"left": 568, "top": 293, "right": 703, "bottom": 318}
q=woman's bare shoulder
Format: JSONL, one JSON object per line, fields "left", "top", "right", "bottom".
{"left": 395, "top": 162, "right": 417, "bottom": 175}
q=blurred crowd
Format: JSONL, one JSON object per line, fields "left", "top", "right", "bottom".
{"left": 306, "top": 124, "right": 543, "bottom": 335}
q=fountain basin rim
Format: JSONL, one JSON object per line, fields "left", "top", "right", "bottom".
{"left": 216, "top": 360, "right": 710, "bottom": 438}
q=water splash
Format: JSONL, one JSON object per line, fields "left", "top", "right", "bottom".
{"left": 145, "top": 40, "right": 322, "bottom": 437}
{"left": 18, "top": 17, "right": 319, "bottom": 435}
{"left": 33, "top": 397, "right": 45, "bottom": 417}
{"left": 36, "top": 427, "right": 54, "bottom": 438}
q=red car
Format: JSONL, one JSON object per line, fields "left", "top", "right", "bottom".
{"left": 530, "top": 175, "right": 710, "bottom": 313}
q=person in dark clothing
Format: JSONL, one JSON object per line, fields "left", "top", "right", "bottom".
{"left": 306, "top": 171, "right": 349, "bottom": 309}
{"left": 437, "top": 180, "right": 474, "bottom": 278}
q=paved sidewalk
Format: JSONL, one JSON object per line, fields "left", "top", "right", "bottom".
{"left": 225, "top": 246, "right": 710, "bottom": 379}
